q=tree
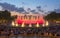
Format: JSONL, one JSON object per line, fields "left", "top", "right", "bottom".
{"left": 45, "top": 11, "right": 60, "bottom": 21}
{"left": 0, "top": 10, "right": 17, "bottom": 25}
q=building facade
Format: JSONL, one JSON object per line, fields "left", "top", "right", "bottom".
{"left": 12, "top": 13, "right": 47, "bottom": 27}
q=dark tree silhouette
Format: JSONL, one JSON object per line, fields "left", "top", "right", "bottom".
{"left": 0, "top": 10, "right": 17, "bottom": 25}
{"left": 45, "top": 11, "right": 60, "bottom": 21}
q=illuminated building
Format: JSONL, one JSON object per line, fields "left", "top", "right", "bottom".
{"left": 11, "top": 12, "right": 48, "bottom": 27}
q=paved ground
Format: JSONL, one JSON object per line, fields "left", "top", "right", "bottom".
{"left": 0, "top": 34, "right": 59, "bottom": 38}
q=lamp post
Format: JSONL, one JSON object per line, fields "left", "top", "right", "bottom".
{"left": 36, "top": 23, "right": 39, "bottom": 27}
{"left": 21, "top": 22, "right": 25, "bottom": 27}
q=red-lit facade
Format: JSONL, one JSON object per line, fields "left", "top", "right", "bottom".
{"left": 15, "top": 13, "right": 45, "bottom": 25}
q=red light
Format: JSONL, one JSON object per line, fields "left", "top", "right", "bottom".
{"left": 16, "top": 15, "right": 45, "bottom": 24}
{"left": 17, "top": 19, "right": 23, "bottom": 24}
{"left": 37, "top": 17, "right": 45, "bottom": 24}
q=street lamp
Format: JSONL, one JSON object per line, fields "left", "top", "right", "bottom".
{"left": 36, "top": 23, "right": 39, "bottom": 27}
{"left": 21, "top": 22, "right": 25, "bottom": 27}
{"left": 15, "top": 23, "right": 18, "bottom": 27}
{"left": 29, "top": 24, "right": 32, "bottom": 27}
{"left": 12, "top": 21, "right": 15, "bottom": 26}
{"left": 45, "top": 21, "right": 49, "bottom": 26}
{"left": 42, "top": 24, "right": 45, "bottom": 27}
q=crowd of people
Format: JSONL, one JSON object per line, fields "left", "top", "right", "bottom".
{"left": 0, "top": 25, "right": 60, "bottom": 36}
